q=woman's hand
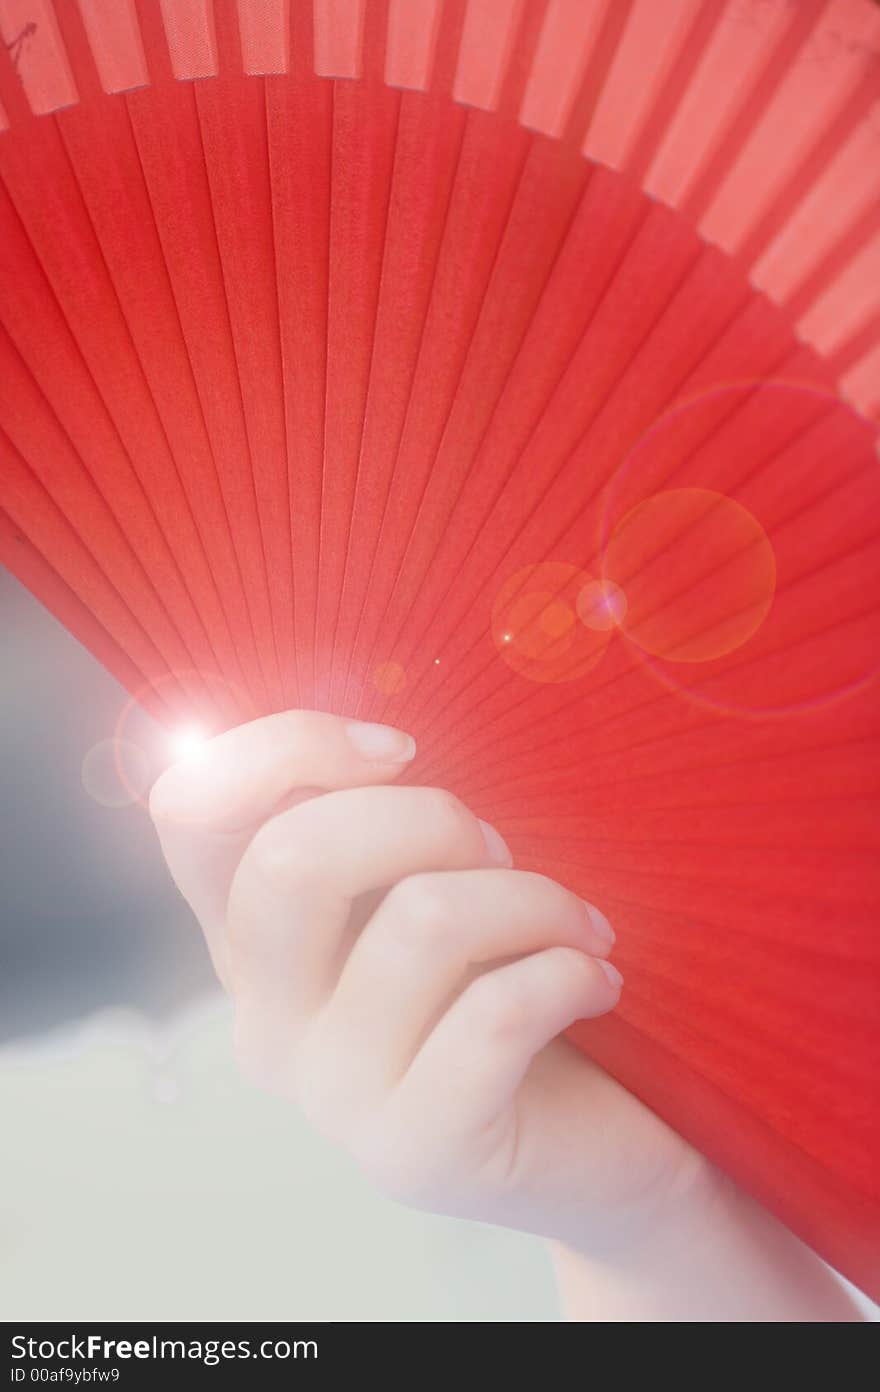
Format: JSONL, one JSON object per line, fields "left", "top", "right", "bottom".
{"left": 149, "top": 710, "right": 867, "bottom": 1319}
{"left": 148, "top": 709, "right": 703, "bottom": 1257}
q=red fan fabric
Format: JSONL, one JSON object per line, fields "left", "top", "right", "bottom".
{"left": 1, "top": 0, "right": 878, "bottom": 1298}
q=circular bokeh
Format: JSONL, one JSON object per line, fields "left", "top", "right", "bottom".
{"left": 603, "top": 488, "right": 777, "bottom": 663}
{"left": 81, "top": 738, "right": 154, "bottom": 809}
{"left": 372, "top": 660, "right": 407, "bottom": 695}
{"left": 594, "top": 380, "right": 878, "bottom": 717}
{"left": 492, "top": 562, "right": 614, "bottom": 683}
{"left": 576, "top": 578, "right": 628, "bottom": 632}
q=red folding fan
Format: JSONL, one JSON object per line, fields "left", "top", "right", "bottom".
{"left": 1, "top": 0, "right": 878, "bottom": 1298}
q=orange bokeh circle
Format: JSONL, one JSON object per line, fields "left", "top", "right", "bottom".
{"left": 603, "top": 488, "right": 776, "bottom": 663}
{"left": 372, "top": 660, "right": 407, "bottom": 695}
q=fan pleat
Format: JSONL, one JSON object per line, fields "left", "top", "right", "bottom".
{"left": 1, "top": 0, "right": 878, "bottom": 1299}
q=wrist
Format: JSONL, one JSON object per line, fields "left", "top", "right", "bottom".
{"left": 551, "top": 1141, "right": 724, "bottom": 1267}
{"left": 548, "top": 1161, "right": 865, "bottom": 1322}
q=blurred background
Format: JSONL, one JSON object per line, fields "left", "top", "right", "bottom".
{"left": 0, "top": 566, "right": 557, "bottom": 1321}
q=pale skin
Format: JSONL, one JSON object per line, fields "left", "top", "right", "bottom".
{"left": 150, "top": 710, "right": 864, "bottom": 1321}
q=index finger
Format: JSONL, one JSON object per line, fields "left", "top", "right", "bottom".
{"left": 148, "top": 710, "right": 417, "bottom": 973}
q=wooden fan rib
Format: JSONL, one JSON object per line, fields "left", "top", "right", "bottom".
{"left": 313, "top": 0, "right": 367, "bottom": 79}
{"left": 0, "top": 0, "right": 77, "bottom": 115}
{"left": 584, "top": 0, "right": 709, "bottom": 174}
{"left": 680, "top": 0, "right": 825, "bottom": 228}
{"left": 237, "top": 0, "right": 290, "bottom": 76}
{"left": 385, "top": 0, "right": 443, "bottom": 92}
{"left": 155, "top": 0, "right": 218, "bottom": 80}
{"left": 740, "top": 74, "right": 880, "bottom": 290}
{"left": 620, "top": 0, "right": 727, "bottom": 188}
{"left": 1, "top": 2, "right": 876, "bottom": 419}
{"left": 451, "top": 0, "right": 529, "bottom": 115}
{"left": 736, "top": 15, "right": 880, "bottom": 275}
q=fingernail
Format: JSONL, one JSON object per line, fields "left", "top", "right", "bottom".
{"left": 597, "top": 959, "right": 624, "bottom": 992}
{"left": 346, "top": 721, "right": 417, "bottom": 762}
{"left": 477, "top": 818, "right": 514, "bottom": 867}
{"left": 584, "top": 902, "right": 616, "bottom": 949}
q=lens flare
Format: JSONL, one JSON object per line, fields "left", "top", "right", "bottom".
{"left": 604, "top": 488, "right": 776, "bottom": 663}
{"left": 170, "top": 725, "right": 210, "bottom": 763}
{"left": 576, "top": 579, "right": 628, "bottom": 632}
{"left": 492, "top": 563, "right": 614, "bottom": 683}
{"left": 81, "top": 738, "right": 153, "bottom": 808}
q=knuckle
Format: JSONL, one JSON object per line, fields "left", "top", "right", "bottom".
{"left": 245, "top": 823, "right": 287, "bottom": 886}
{"left": 244, "top": 813, "right": 310, "bottom": 894}
{"left": 383, "top": 874, "right": 454, "bottom": 949}
{"left": 416, "top": 786, "right": 469, "bottom": 838}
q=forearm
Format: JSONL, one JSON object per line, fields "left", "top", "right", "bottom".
{"left": 549, "top": 1163, "right": 866, "bottom": 1322}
